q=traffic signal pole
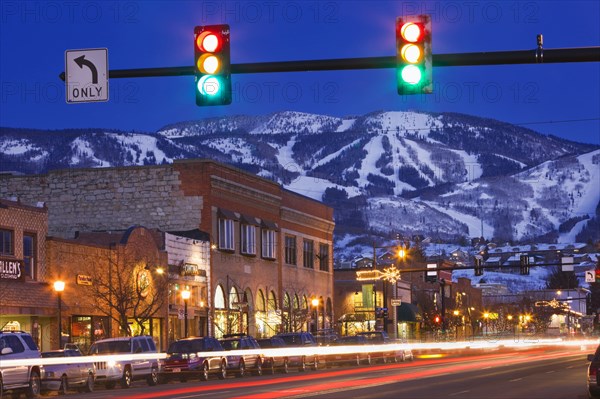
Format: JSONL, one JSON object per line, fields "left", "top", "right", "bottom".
{"left": 59, "top": 47, "right": 600, "bottom": 81}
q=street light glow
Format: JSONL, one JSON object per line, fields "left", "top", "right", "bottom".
{"left": 53, "top": 280, "right": 65, "bottom": 292}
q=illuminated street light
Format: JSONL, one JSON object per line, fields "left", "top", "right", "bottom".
{"left": 182, "top": 289, "right": 191, "bottom": 338}
{"left": 53, "top": 280, "right": 65, "bottom": 349}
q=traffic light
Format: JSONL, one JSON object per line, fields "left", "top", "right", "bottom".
{"left": 425, "top": 262, "right": 438, "bottom": 283}
{"left": 396, "top": 14, "right": 432, "bottom": 95}
{"left": 434, "top": 315, "right": 441, "bottom": 324}
{"left": 194, "top": 24, "right": 231, "bottom": 106}
{"left": 520, "top": 254, "right": 530, "bottom": 275}
{"left": 474, "top": 257, "right": 484, "bottom": 276}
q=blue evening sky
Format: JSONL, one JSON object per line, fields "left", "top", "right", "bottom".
{"left": 1, "top": 1, "right": 599, "bottom": 144}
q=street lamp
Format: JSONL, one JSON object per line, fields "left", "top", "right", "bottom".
{"left": 182, "top": 289, "right": 191, "bottom": 338}
{"left": 311, "top": 298, "right": 319, "bottom": 333}
{"left": 53, "top": 280, "right": 65, "bottom": 349}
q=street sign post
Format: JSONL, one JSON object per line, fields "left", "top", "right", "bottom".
{"left": 586, "top": 270, "right": 596, "bottom": 283}
{"left": 65, "top": 48, "right": 109, "bottom": 103}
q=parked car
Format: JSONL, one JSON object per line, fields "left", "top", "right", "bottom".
{"left": 355, "top": 331, "right": 408, "bottom": 363}
{"left": 160, "top": 337, "right": 227, "bottom": 382}
{"left": 256, "top": 337, "right": 290, "bottom": 374}
{"left": 588, "top": 344, "right": 600, "bottom": 398}
{"left": 40, "top": 348, "right": 95, "bottom": 394}
{"left": 325, "top": 335, "right": 372, "bottom": 367}
{"left": 88, "top": 335, "right": 160, "bottom": 389}
{"left": 274, "top": 332, "right": 319, "bottom": 371}
{"left": 0, "top": 330, "right": 43, "bottom": 398}
{"left": 219, "top": 334, "right": 263, "bottom": 377}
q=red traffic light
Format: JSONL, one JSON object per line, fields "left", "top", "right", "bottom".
{"left": 196, "top": 31, "right": 223, "bottom": 53}
{"left": 434, "top": 315, "right": 441, "bottom": 323}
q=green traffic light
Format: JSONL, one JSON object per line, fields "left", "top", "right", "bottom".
{"left": 198, "top": 75, "right": 221, "bottom": 96}
{"left": 401, "top": 65, "right": 422, "bottom": 84}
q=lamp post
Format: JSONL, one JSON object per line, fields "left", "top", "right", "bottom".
{"left": 483, "top": 312, "right": 490, "bottom": 336}
{"left": 311, "top": 298, "right": 319, "bottom": 333}
{"left": 182, "top": 289, "right": 191, "bottom": 338}
{"left": 53, "top": 281, "right": 65, "bottom": 349}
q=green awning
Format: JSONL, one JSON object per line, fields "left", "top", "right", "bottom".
{"left": 396, "top": 303, "right": 421, "bottom": 322}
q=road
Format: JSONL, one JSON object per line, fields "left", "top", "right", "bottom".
{"left": 49, "top": 347, "right": 590, "bottom": 399}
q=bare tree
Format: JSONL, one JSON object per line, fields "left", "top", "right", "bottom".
{"left": 81, "top": 235, "right": 167, "bottom": 337}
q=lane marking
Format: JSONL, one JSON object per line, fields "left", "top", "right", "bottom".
{"left": 509, "top": 378, "right": 523, "bottom": 382}
{"left": 449, "top": 390, "right": 471, "bottom": 396}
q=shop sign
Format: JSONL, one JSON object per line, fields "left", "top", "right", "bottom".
{"left": 76, "top": 274, "right": 93, "bottom": 286}
{"left": 0, "top": 258, "right": 25, "bottom": 281}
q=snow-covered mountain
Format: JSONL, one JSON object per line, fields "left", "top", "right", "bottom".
{"left": 1, "top": 110, "right": 598, "bottom": 246}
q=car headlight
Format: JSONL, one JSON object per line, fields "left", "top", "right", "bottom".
{"left": 107, "top": 359, "right": 117, "bottom": 368}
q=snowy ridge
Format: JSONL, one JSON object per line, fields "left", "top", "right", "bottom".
{"left": 1, "top": 110, "right": 597, "bottom": 244}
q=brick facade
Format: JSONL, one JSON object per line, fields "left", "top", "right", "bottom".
{"left": 0, "top": 159, "right": 335, "bottom": 339}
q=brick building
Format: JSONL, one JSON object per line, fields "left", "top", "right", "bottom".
{"left": 46, "top": 226, "right": 169, "bottom": 352}
{"left": 0, "top": 159, "right": 335, "bottom": 340}
{"left": 0, "top": 198, "right": 56, "bottom": 351}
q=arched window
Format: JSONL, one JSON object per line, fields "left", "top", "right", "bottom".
{"left": 256, "top": 290, "right": 266, "bottom": 312}
{"left": 214, "top": 285, "right": 225, "bottom": 309}
{"left": 229, "top": 286, "right": 239, "bottom": 309}
{"left": 268, "top": 291, "right": 277, "bottom": 311}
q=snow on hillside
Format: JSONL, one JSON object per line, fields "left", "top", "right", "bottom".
{"left": 70, "top": 138, "right": 110, "bottom": 166}
{"left": 206, "top": 137, "right": 255, "bottom": 163}
{"left": 112, "top": 133, "right": 172, "bottom": 164}
{"left": 364, "top": 111, "right": 443, "bottom": 135}
{"left": 250, "top": 111, "right": 342, "bottom": 134}
{"left": 0, "top": 138, "right": 48, "bottom": 161}
{"left": 286, "top": 175, "right": 361, "bottom": 201}
{"left": 425, "top": 201, "right": 494, "bottom": 239}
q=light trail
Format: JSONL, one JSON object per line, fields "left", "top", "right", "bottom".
{"left": 0, "top": 338, "right": 596, "bottom": 370}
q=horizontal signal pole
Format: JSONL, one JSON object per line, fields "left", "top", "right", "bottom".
{"left": 58, "top": 47, "right": 600, "bottom": 81}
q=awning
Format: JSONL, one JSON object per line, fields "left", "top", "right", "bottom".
{"left": 396, "top": 303, "right": 421, "bottom": 322}
{"left": 261, "top": 219, "right": 279, "bottom": 231}
{"left": 240, "top": 214, "right": 260, "bottom": 226}
{"left": 218, "top": 208, "right": 239, "bottom": 220}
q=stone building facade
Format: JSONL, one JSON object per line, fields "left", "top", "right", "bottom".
{"left": 0, "top": 159, "right": 335, "bottom": 339}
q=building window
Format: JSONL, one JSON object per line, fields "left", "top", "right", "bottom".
{"left": 218, "top": 218, "right": 234, "bottom": 251}
{"left": 0, "top": 229, "right": 14, "bottom": 256}
{"left": 241, "top": 224, "right": 256, "bottom": 255}
{"left": 261, "top": 229, "right": 276, "bottom": 259}
{"left": 303, "top": 239, "right": 314, "bottom": 269}
{"left": 319, "top": 243, "right": 329, "bottom": 272}
{"left": 285, "top": 236, "right": 297, "bottom": 265}
{"left": 23, "top": 233, "right": 36, "bottom": 280}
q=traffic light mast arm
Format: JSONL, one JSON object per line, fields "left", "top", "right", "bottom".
{"left": 58, "top": 47, "right": 600, "bottom": 81}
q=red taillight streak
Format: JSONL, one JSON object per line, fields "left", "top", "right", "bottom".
{"left": 121, "top": 349, "right": 577, "bottom": 399}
